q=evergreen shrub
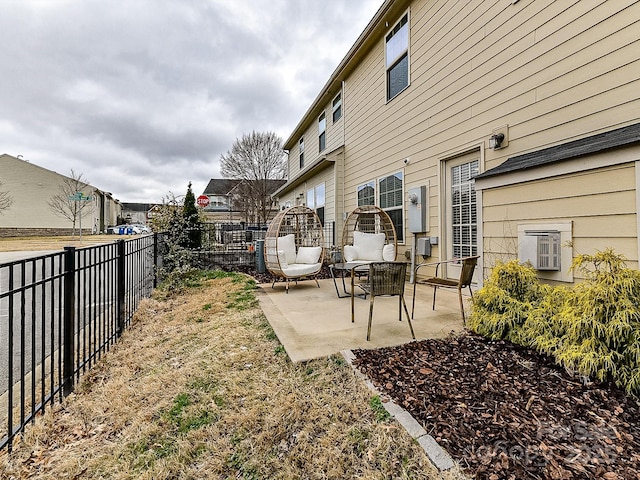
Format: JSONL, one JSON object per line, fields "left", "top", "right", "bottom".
{"left": 469, "top": 249, "right": 640, "bottom": 396}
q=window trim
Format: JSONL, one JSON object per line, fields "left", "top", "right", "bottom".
{"left": 299, "top": 137, "right": 305, "bottom": 169}
{"left": 332, "top": 93, "right": 342, "bottom": 123}
{"left": 385, "top": 12, "right": 410, "bottom": 102}
{"left": 378, "top": 171, "right": 404, "bottom": 243}
{"left": 318, "top": 112, "right": 326, "bottom": 152}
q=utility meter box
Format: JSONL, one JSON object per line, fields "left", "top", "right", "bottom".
{"left": 416, "top": 237, "right": 432, "bottom": 257}
{"left": 408, "top": 185, "right": 428, "bottom": 233}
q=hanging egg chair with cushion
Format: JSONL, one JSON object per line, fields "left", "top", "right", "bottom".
{"left": 340, "top": 205, "right": 397, "bottom": 265}
{"left": 264, "top": 205, "right": 325, "bottom": 293}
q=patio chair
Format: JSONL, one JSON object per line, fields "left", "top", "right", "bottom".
{"left": 340, "top": 205, "right": 397, "bottom": 266}
{"left": 411, "top": 255, "right": 479, "bottom": 324}
{"left": 264, "top": 206, "right": 325, "bottom": 293}
{"left": 355, "top": 262, "right": 415, "bottom": 341}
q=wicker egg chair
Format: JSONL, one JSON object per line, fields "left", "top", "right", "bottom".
{"left": 341, "top": 205, "right": 398, "bottom": 264}
{"left": 264, "top": 206, "right": 325, "bottom": 293}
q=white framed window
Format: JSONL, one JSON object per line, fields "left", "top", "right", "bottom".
{"left": 379, "top": 172, "right": 404, "bottom": 242}
{"left": 306, "top": 188, "right": 315, "bottom": 209}
{"left": 332, "top": 93, "right": 342, "bottom": 123}
{"left": 315, "top": 183, "right": 325, "bottom": 225}
{"left": 357, "top": 181, "right": 375, "bottom": 206}
{"left": 299, "top": 137, "right": 305, "bottom": 169}
{"left": 386, "top": 13, "right": 409, "bottom": 101}
{"left": 318, "top": 113, "right": 326, "bottom": 152}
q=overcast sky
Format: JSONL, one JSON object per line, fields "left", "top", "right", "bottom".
{"left": 1, "top": 1, "right": 383, "bottom": 203}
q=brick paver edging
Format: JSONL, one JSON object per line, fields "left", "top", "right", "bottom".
{"left": 341, "top": 349, "right": 456, "bottom": 472}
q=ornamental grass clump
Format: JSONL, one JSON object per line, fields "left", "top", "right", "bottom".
{"left": 469, "top": 249, "right": 640, "bottom": 396}
{"left": 555, "top": 248, "right": 640, "bottom": 392}
{"left": 467, "top": 260, "right": 546, "bottom": 342}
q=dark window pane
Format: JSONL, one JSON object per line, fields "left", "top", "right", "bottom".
{"left": 319, "top": 132, "right": 325, "bottom": 152}
{"left": 386, "top": 208, "right": 403, "bottom": 242}
{"left": 387, "top": 54, "right": 408, "bottom": 100}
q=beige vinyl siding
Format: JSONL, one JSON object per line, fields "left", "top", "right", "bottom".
{"left": 287, "top": 91, "right": 345, "bottom": 182}
{"left": 0, "top": 155, "right": 102, "bottom": 231}
{"left": 481, "top": 163, "right": 638, "bottom": 279}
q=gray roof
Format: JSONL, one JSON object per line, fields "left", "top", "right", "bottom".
{"left": 474, "top": 123, "right": 640, "bottom": 180}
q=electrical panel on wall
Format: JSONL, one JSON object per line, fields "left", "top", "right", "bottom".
{"left": 408, "top": 185, "right": 428, "bottom": 233}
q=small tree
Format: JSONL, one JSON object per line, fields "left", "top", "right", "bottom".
{"left": 0, "top": 181, "right": 13, "bottom": 214}
{"left": 220, "top": 131, "right": 287, "bottom": 225}
{"left": 47, "top": 170, "right": 93, "bottom": 236}
{"left": 182, "top": 182, "right": 202, "bottom": 249}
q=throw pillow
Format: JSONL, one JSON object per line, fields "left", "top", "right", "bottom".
{"left": 343, "top": 245, "right": 358, "bottom": 262}
{"left": 296, "top": 246, "right": 322, "bottom": 264}
{"left": 277, "top": 234, "right": 297, "bottom": 265}
{"left": 353, "top": 231, "right": 385, "bottom": 261}
{"left": 382, "top": 244, "right": 396, "bottom": 261}
{"left": 277, "top": 250, "right": 288, "bottom": 268}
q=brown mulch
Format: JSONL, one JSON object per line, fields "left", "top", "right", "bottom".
{"left": 351, "top": 333, "right": 640, "bottom": 480}
{"left": 232, "top": 266, "right": 640, "bottom": 478}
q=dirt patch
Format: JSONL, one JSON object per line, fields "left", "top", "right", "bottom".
{"left": 1, "top": 274, "right": 466, "bottom": 479}
{"left": 352, "top": 332, "right": 640, "bottom": 480}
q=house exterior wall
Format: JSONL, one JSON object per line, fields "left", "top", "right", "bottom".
{"left": 0, "top": 154, "right": 121, "bottom": 236}
{"left": 279, "top": 0, "right": 640, "bottom": 284}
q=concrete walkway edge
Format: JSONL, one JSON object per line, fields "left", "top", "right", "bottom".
{"left": 341, "top": 349, "right": 456, "bottom": 472}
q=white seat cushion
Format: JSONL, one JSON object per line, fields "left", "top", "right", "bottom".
{"left": 353, "top": 231, "right": 385, "bottom": 261}
{"left": 296, "top": 246, "right": 322, "bottom": 264}
{"left": 282, "top": 263, "right": 322, "bottom": 277}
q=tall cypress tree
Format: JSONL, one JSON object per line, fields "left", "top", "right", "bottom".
{"left": 182, "top": 182, "right": 202, "bottom": 249}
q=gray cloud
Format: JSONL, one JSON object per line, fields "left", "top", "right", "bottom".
{"left": 0, "top": 0, "right": 383, "bottom": 202}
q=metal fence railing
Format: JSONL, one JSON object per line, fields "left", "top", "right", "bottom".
{"left": 1, "top": 234, "right": 163, "bottom": 451}
{"left": 196, "top": 221, "right": 336, "bottom": 269}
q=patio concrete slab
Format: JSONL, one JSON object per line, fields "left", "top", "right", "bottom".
{"left": 256, "top": 277, "right": 469, "bottom": 362}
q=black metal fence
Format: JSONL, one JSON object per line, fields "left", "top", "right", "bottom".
{"left": 1, "top": 234, "right": 163, "bottom": 451}
{"left": 196, "top": 221, "right": 336, "bottom": 269}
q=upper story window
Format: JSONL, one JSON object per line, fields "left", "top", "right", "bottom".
{"left": 318, "top": 113, "right": 326, "bottom": 152}
{"left": 299, "top": 137, "right": 305, "bottom": 169}
{"left": 332, "top": 93, "right": 342, "bottom": 123}
{"left": 386, "top": 13, "right": 409, "bottom": 101}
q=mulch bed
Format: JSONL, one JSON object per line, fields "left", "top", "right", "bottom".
{"left": 351, "top": 333, "right": 640, "bottom": 480}
{"left": 237, "top": 266, "right": 640, "bottom": 478}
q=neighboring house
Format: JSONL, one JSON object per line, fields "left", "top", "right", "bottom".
{"left": 200, "top": 178, "right": 286, "bottom": 224}
{"left": 120, "top": 203, "right": 159, "bottom": 226}
{"left": 274, "top": 0, "right": 640, "bottom": 286}
{"left": 0, "top": 154, "right": 121, "bottom": 236}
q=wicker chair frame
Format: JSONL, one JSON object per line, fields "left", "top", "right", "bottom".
{"left": 264, "top": 206, "right": 325, "bottom": 292}
{"left": 340, "top": 205, "right": 398, "bottom": 262}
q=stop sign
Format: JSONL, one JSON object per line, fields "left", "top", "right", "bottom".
{"left": 196, "top": 195, "right": 210, "bottom": 208}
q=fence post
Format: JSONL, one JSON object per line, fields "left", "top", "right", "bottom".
{"left": 117, "top": 239, "right": 125, "bottom": 336}
{"left": 153, "top": 232, "right": 158, "bottom": 288}
{"left": 62, "top": 247, "right": 75, "bottom": 396}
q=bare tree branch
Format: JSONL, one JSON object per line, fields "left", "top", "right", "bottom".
{"left": 47, "top": 169, "right": 94, "bottom": 235}
{"left": 0, "top": 181, "right": 13, "bottom": 214}
{"left": 220, "top": 131, "right": 287, "bottom": 224}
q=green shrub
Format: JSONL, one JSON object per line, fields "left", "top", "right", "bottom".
{"left": 468, "top": 260, "right": 545, "bottom": 342}
{"left": 470, "top": 249, "right": 640, "bottom": 396}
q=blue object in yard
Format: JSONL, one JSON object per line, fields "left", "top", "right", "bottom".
{"left": 127, "top": 227, "right": 133, "bottom": 234}
{"left": 119, "top": 227, "right": 125, "bottom": 235}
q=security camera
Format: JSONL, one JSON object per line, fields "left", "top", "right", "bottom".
{"left": 403, "top": 157, "right": 410, "bottom": 165}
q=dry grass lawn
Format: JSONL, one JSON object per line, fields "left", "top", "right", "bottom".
{"left": 0, "top": 234, "right": 126, "bottom": 252}
{"left": 1, "top": 271, "right": 466, "bottom": 479}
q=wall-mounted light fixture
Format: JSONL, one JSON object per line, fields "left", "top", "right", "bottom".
{"left": 489, "top": 133, "right": 505, "bottom": 150}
